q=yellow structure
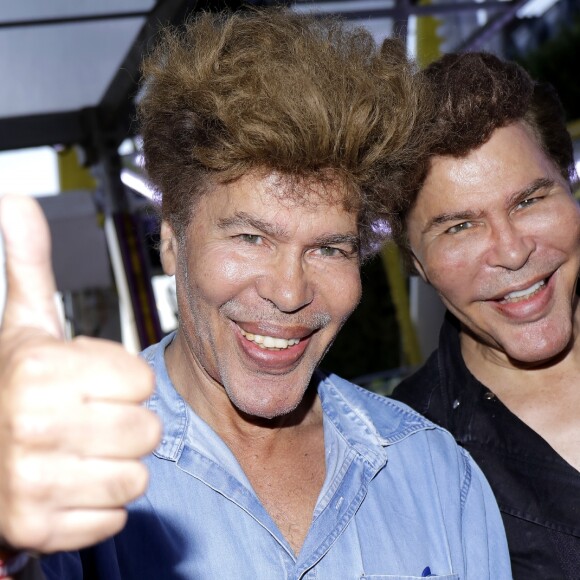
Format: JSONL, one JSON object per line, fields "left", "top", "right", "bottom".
{"left": 57, "top": 147, "right": 96, "bottom": 191}
{"left": 380, "top": 1, "right": 442, "bottom": 366}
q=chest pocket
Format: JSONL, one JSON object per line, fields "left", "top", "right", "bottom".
{"left": 360, "top": 575, "right": 460, "bottom": 579}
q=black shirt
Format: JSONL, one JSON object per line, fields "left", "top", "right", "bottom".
{"left": 392, "top": 313, "right": 580, "bottom": 580}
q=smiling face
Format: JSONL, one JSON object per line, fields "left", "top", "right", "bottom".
{"left": 161, "top": 171, "right": 362, "bottom": 420}
{"left": 407, "top": 123, "right": 580, "bottom": 367}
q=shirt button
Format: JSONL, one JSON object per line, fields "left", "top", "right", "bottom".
{"left": 483, "top": 391, "right": 496, "bottom": 401}
{"left": 452, "top": 398, "right": 460, "bottom": 409}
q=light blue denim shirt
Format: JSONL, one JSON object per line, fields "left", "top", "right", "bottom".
{"left": 43, "top": 332, "right": 511, "bottom": 579}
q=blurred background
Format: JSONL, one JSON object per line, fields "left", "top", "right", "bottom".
{"left": 1, "top": 0, "right": 578, "bottom": 393}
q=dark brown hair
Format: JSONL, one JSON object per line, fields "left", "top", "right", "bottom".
{"left": 390, "top": 51, "right": 577, "bottom": 252}
{"left": 137, "top": 8, "right": 429, "bottom": 258}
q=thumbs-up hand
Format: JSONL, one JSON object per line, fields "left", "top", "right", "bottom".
{"left": 0, "top": 195, "right": 162, "bottom": 553}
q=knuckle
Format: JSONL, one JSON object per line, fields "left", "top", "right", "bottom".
{"left": 10, "top": 411, "right": 51, "bottom": 445}
{"left": 1, "top": 468, "right": 24, "bottom": 512}
{"left": 132, "top": 463, "right": 150, "bottom": 498}
{"left": 124, "top": 361, "right": 155, "bottom": 400}
{"left": 9, "top": 343, "right": 56, "bottom": 378}
{"left": 96, "top": 509, "right": 128, "bottom": 543}
{"left": 13, "top": 456, "right": 51, "bottom": 500}
{"left": 110, "top": 462, "right": 149, "bottom": 504}
{"left": 74, "top": 337, "right": 154, "bottom": 401}
{"left": 140, "top": 367, "right": 156, "bottom": 398}
{"left": 5, "top": 513, "right": 48, "bottom": 550}
{"left": 9, "top": 412, "right": 35, "bottom": 444}
{"left": 72, "top": 335, "right": 106, "bottom": 355}
{"left": 123, "top": 408, "right": 162, "bottom": 455}
{"left": 4, "top": 405, "right": 61, "bottom": 452}
{"left": 1, "top": 514, "right": 28, "bottom": 549}
{"left": 100, "top": 510, "right": 128, "bottom": 540}
{"left": 0, "top": 474, "right": 52, "bottom": 551}
{"left": 137, "top": 410, "right": 162, "bottom": 454}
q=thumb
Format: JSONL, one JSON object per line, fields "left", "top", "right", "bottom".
{"left": 0, "top": 195, "right": 64, "bottom": 338}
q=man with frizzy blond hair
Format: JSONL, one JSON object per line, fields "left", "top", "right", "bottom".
{"left": 0, "top": 9, "right": 510, "bottom": 579}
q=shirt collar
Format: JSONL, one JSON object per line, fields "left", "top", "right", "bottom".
{"left": 141, "top": 331, "right": 189, "bottom": 461}
{"left": 142, "top": 333, "right": 430, "bottom": 467}
{"left": 318, "top": 371, "right": 433, "bottom": 465}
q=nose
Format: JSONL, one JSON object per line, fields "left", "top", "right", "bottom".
{"left": 256, "top": 252, "right": 314, "bottom": 313}
{"left": 486, "top": 219, "right": 535, "bottom": 271}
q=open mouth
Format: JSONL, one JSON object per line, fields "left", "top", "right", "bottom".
{"left": 500, "top": 278, "right": 547, "bottom": 303}
{"left": 239, "top": 328, "right": 301, "bottom": 350}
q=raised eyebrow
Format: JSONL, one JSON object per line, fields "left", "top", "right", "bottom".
{"left": 422, "top": 177, "right": 557, "bottom": 234}
{"left": 423, "top": 211, "right": 479, "bottom": 235}
{"left": 217, "top": 212, "right": 289, "bottom": 238}
{"left": 508, "top": 177, "right": 555, "bottom": 207}
{"left": 217, "top": 214, "right": 358, "bottom": 248}
{"left": 313, "top": 233, "right": 360, "bottom": 251}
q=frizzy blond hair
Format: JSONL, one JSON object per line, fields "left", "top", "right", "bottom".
{"left": 138, "top": 8, "right": 430, "bottom": 256}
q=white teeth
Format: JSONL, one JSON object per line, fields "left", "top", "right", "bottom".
{"left": 503, "top": 280, "right": 545, "bottom": 302}
{"left": 240, "top": 329, "right": 300, "bottom": 350}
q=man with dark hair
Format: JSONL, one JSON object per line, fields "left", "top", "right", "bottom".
{"left": 391, "top": 51, "right": 580, "bottom": 579}
{"left": 0, "top": 10, "right": 511, "bottom": 579}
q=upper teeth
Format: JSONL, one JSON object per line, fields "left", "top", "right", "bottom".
{"left": 240, "top": 329, "right": 300, "bottom": 350}
{"left": 503, "top": 280, "right": 545, "bottom": 302}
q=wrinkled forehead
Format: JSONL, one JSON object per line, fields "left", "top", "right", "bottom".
{"left": 249, "top": 169, "right": 358, "bottom": 210}
{"left": 202, "top": 169, "right": 359, "bottom": 215}
{"left": 170, "top": 169, "right": 362, "bottom": 245}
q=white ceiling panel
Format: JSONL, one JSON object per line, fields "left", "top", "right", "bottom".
{"left": 0, "top": 0, "right": 155, "bottom": 23}
{"left": 0, "top": 18, "right": 145, "bottom": 118}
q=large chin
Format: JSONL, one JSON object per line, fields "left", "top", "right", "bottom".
{"left": 221, "top": 359, "right": 318, "bottom": 420}
{"left": 455, "top": 299, "right": 574, "bottom": 367}
{"left": 225, "top": 385, "right": 307, "bottom": 420}
{"left": 504, "top": 336, "right": 573, "bottom": 367}
{"left": 230, "top": 395, "right": 301, "bottom": 420}
{"left": 487, "top": 318, "right": 574, "bottom": 368}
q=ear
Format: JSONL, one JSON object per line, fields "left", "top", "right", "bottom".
{"left": 159, "top": 221, "right": 177, "bottom": 276}
{"left": 410, "top": 251, "right": 430, "bottom": 285}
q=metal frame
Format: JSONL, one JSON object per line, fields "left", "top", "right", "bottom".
{"left": 0, "top": 0, "right": 196, "bottom": 153}
{"left": 298, "top": 0, "right": 531, "bottom": 19}
{"left": 0, "top": 11, "right": 153, "bottom": 30}
{"left": 0, "top": 0, "right": 536, "bottom": 153}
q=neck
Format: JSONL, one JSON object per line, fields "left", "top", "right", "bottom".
{"left": 459, "top": 308, "right": 580, "bottom": 473}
